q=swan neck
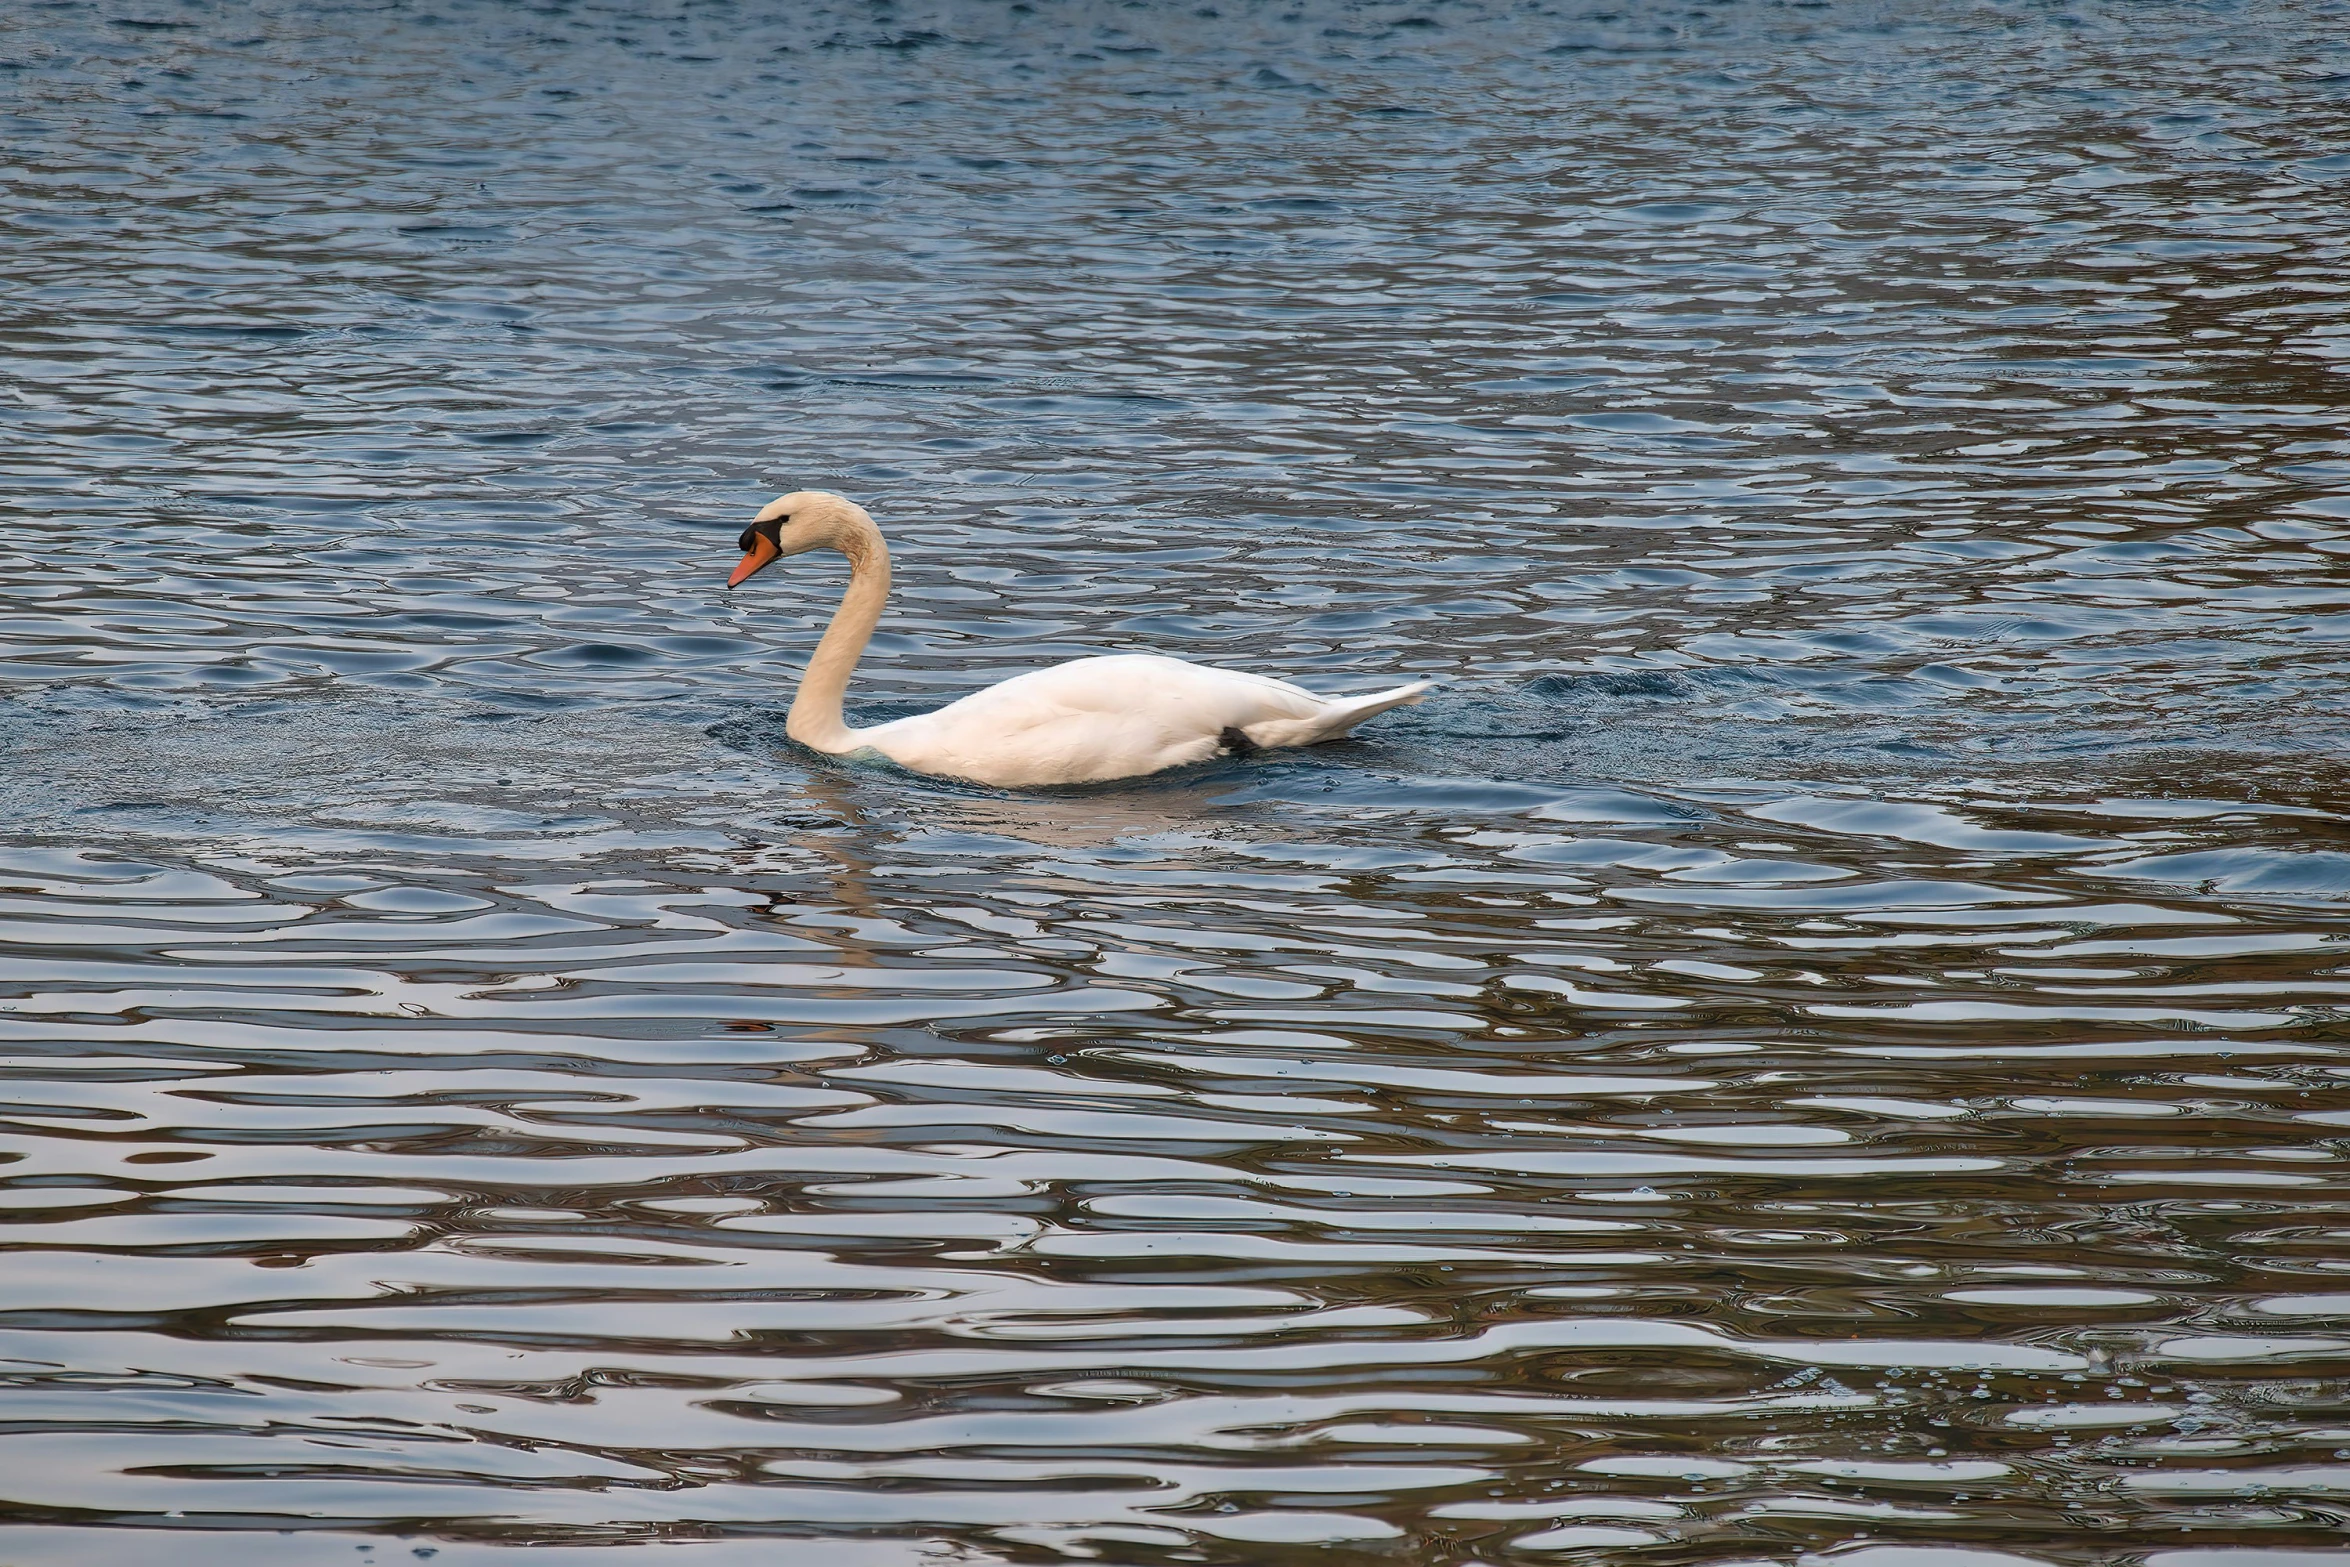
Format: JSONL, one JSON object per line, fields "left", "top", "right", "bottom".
{"left": 786, "top": 525, "right": 889, "bottom": 754}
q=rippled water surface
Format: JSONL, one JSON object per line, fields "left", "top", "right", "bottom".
{"left": 6, "top": 0, "right": 2350, "bottom": 1561}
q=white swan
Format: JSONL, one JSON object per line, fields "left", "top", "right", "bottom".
{"left": 725, "top": 491, "right": 1431, "bottom": 787}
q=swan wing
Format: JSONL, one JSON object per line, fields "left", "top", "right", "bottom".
{"left": 856, "top": 655, "right": 1426, "bottom": 786}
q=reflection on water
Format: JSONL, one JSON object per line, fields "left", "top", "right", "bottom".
{"left": 4, "top": 0, "right": 2350, "bottom": 1561}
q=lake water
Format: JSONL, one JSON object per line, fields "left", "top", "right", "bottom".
{"left": 5, "top": 1, "right": 2350, "bottom": 1562}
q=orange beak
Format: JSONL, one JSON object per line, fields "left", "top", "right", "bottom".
{"left": 728, "top": 534, "right": 780, "bottom": 588}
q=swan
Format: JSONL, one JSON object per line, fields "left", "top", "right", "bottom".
{"left": 724, "top": 491, "right": 1432, "bottom": 787}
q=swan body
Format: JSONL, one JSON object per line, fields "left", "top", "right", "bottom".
{"left": 726, "top": 491, "right": 1431, "bottom": 788}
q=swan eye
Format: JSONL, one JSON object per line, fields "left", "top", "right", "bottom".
{"left": 736, "top": 517, "right": 785, "bottom": 551}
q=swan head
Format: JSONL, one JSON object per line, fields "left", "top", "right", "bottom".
{"left": 728, "top": 490, "right": 873, "bottom": 587}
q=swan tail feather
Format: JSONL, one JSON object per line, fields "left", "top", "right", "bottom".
{"left": 1245, "top": 681, "right": 1432, "bottom": 749}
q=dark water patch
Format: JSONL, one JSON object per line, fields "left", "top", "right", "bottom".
{"left": 1525, "top": 670, "right": 1699, "bottom": 701}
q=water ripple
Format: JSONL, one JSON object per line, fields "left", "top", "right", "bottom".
{"left": 5, "top": 0, "right": 2350, "bottom": 1561}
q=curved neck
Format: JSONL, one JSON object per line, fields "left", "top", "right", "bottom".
{"left": 785, "top": 524, "right": 890, "bottom": 754}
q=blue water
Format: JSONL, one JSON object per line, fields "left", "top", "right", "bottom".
{"left": 4, "top": 1, "right": 2350, "bottom": 1561}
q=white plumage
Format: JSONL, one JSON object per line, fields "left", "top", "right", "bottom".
{"left": 725, "top": 492, "right": 1430, "bottom": 788}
